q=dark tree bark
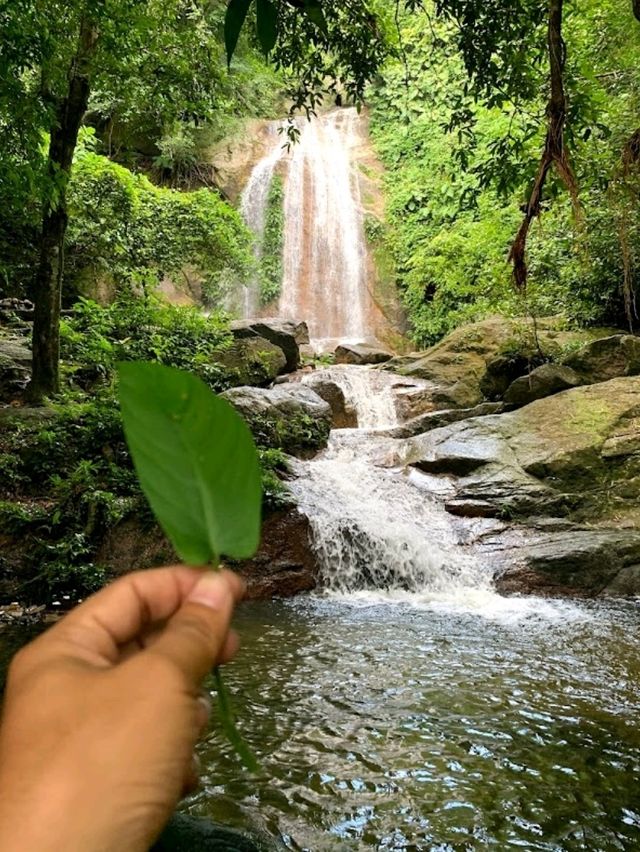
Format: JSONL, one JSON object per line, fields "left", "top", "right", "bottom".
{"left": 29, "top": 18, "right": 99, "bottom": 402}
{"left": 633, "top": 0, "right": 640, "bottom": 22}
{"left": 509, "top": 0, "right": 578, "bottom": 289}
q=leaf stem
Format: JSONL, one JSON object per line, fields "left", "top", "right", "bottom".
{"left": 214, "top": 667, "right": 259, "bottom": 771}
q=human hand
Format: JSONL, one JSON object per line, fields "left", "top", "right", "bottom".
{"left": 0, "top": 566, "right": 245, "bottom": 852}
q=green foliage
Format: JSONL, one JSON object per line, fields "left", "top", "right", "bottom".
{"left": 259, "top": 175, "right": 285, "bottom": 305}
{"left": 242, "top": 408, "right": 330, "bottom": 455}
{"left": 152, "top": 124, "right": 199, "bottom": 186}
{"left": 258, "top": 448, "right": 294, "bottom": 513}
{"left": 0, "top": 295, "right": 289, "bottom": 603}
{"left": 118, "top": 362, "right": 262, "bottom": 566}
{"left": 60, "top": 294, "right": 236, "bottom": 392}
{"left": 0, "top": 390, "right": 136, "bottom": 599}
{"left": 369, "top": 1, "right": 640, "bottom": 346}
{"left": 66, "top": 135, "right": 254, "bottom": 308}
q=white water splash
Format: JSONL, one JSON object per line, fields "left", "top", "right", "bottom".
{"left": 290, "top": 367, "right": 488, "bottom": 596}
{"left": 301, "top": 365, "right": 399, "bottom": 430}
{"left": 239, "top": 123, "right": 285, "bottom": 317}
{"left": 280, "top": 109, "right": 370, "bottom": 342}
{"left": 289, "top": 366, "right": 590, "bottom": 622}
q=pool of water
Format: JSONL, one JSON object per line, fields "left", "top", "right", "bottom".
{"left": 188, "top": 595, "right": 640, "bottom": 851}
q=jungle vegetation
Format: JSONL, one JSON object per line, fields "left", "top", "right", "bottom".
{"left": 1, "top": 0, "right": 639, "bottom": 599}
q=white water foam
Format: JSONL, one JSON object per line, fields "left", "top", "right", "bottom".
{"left": 290, "top": 366, "right": 590, "bottom": 622}
{"left": 280, "top": 109, "right": 369, "bottom": 340}
{"left": 301, "top": 365, "right": 399, "bottom": 430}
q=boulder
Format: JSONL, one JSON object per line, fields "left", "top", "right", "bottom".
{"left": 480, "top": 352, "right": 536, "bottom": 401}
{"left": 380, "top": 402, "right": 505, "bottom": 439}
{"left": 216, "top": 336, "right": 286, "bottom": 387}
{"left": 334, "top": 342, "right": 393, "bottom": 365}
{"left": 382, "top": 316, "right": 617, "bottom": 412}
{"left": 298, "top": 374, "right": 357, "bottom": 428}
{"left": 230, "top": 318, "right": 309, "bottom": 373}
{"left": 0, "top": 335, "right": 32, "bottom": 400}
{"left": 0, "top": 298, "right": 34, "bottom": 323}
{"left": 228, "top": 509, "right": 318, "bottom": 598}
{"left": 494, "top": 528, "right": 640, "bottom": 597}
{"left": 98, "top": 509, "right": 318, "bottom": 600}
{"left": 403, "top": 376, "right": 640, "bottom": 520}
{"left": 222, "top": 384, "right": 331, "bottom": 455}
{"left": 564, "top": 334, "right": 640, "bottom": 383}
{"left": 152, "top": 814, "right": 277, "bottom": 851}
{"left": 503, "top": 363, "right": 583, "bottom": 407}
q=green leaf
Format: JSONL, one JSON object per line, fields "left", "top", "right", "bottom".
{"left": 225, "top": 0, "right": 253, "bottom": 67}
{"left": 256, "top": 0, "right": 278, "bottom": 55}
{"left": 117, "top": 362, "right": 261, "bottom": 566}
{"left": 302, "top": 0, "right": 328, "bottom": 35}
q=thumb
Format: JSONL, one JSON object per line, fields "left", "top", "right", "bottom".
{"left": 148, "top": 570, "right": 244, "bottom": 686}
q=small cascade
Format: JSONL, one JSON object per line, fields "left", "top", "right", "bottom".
{"left": 302, "top": 365, "right": 398, "bottom": 430}
{"left": 280, "top": 109, "right": 373, "bottom": 347}
{"left": 291, "top": 365, "right": 491, "bottom": 599}
{"left": 239, "top": 123, "right": 284, "bottom": 317}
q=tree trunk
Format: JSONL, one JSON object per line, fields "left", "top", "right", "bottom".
{"left": 29, "top": 17, "right": 99, "bottom": 402}
{"left": 509, "top": 0, "right": 578, "bottom": 289}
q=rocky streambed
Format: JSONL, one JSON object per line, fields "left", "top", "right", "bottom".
{"left": 2, "top": 312, "right": 639, "bottom": 603}
{"left": 243, "top": 315, "right": 640, "bottom": 601}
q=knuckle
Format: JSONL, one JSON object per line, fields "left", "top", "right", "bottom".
{"left": 8, "top": 643, "right": 36, "bottom": 679}
{"left": 178, "top": 613, "right": 219, "bottom": 654}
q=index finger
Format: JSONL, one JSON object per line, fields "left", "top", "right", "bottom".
{"left": 41, "top": 566, "right": 244, "bottom": 667}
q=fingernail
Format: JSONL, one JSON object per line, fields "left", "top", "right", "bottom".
{"left": 187, "top": 573, "right": 228, "bottom": 610}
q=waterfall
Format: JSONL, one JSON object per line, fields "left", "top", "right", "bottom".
{"left": 279, "top": 109, "right": 374, "bottom": 348}
{"left": 239, "top": 122, "right": 284, "bottom": 317}
{"left": 239, "top": 108, "right": 378, "bottom": 345}
{"left": 292, "top": 366, "right": 491, "bottom": 599}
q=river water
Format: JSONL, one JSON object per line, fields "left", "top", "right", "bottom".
{"left": 191, "top": 596, "right": 640, "bottom": 851}
{"left": 184, "top": 364, "right": 640, "bottom": 851}
{"left": 233, "top": 117, "right": 640, "bottom": 846}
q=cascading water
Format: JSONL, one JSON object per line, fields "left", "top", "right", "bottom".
{"left": 279, "top": 109, "right": 376, "bottom": 348}
{"left": 239, "top": 109, "right": 531, "bottom": 612}
{"left": 294, "top": 366, "right": 496, "bottom": 606}
{"left": 239, "top": 122, "right": 284, "bottom": 317}
{"left": 240, "top": 107, "right": 382, "bottom": 346}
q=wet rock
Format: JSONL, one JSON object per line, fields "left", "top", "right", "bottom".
{"left": 99, "top": 510, "right": 318, "bottom": 600}
{"left": 563, "top": 334, "right": 640, "bottom": 383}
{"left": 231, "top": 318, "right": 309, "bottom": 373}
{"left": 381, "top": 402, "right": 505, "bottom": 439}
{"left": 152, "top": 813, "right": 277, "bottom": 851}
{"left": 216, "top": 336, "right": 287, "bottom": 387}
{"left": 222, "top": 384, "right": 331, "bottom": 455}
{"left": 0, "top": 298, "right": 34, "bottom": 323}
{"left": 503, "top": 363, "right": 583, "bottom": 407}
{"left": 480, "top": 353, "right": 536, "bottom": 401}
{"left": 298, "top": 374, "right": 357, "bottom": 428}
{"left": 229, "top": 509, "right": 318, "bottom": 598}
{"left": 0, "top": 335, "right": 32, "bottom": 400}
{"left": 334, "top": 342, "right": 393, "bottom": 365}
{"left": 494, "top": 529, "right": 640, "bottom": 597}
{"left": 404, "top": 376, "right": 640, "bottom": 520}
